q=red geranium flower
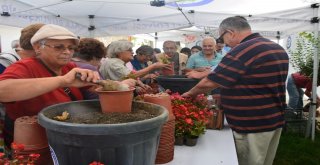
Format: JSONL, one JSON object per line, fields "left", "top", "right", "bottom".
{"left": 171, "top": 93, "right": 212, "bottom": 138}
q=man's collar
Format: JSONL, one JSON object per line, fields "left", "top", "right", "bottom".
{"left": 240, "top": 33, "right": 262, "bottom": 43}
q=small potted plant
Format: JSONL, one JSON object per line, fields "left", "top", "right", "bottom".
{"left": 158, "top": 55, "right": 174, "bottom": 75}
{"left": 171, "top": 93, "right": 212, "bottom": 146}
{"left": 95, "top": 79, "right": 134, "bottom": 113}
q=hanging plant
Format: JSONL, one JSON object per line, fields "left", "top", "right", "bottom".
{"left": 290, "top": 32, "right": 320, "bottom": 80}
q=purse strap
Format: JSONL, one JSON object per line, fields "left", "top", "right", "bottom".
{"left": 37, "top": 58, "right": 77, "bottom": 101}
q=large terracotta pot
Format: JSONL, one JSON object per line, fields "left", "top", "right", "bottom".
{"left": 95, "top": 87, "right": 134, "bottom": 113}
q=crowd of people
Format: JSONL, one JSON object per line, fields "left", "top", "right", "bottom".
{"left": 0, "top": 16, "right": 315, "bottom": 165}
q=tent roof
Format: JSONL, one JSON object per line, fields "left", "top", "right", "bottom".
{"left": 0, "top": 0, "right": 317, "bottom": 38}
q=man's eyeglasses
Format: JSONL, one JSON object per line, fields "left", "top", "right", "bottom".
{"left": 217, "top": 31, "right": 229, "bottom": 44}
{"left": 43, "top": 44, "right": 78, "bottom": 52}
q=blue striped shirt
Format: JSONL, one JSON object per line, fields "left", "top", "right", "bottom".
{"left": 208, "top": 33, "right": 289, "bottom": 133}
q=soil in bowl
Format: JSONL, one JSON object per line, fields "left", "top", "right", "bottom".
{"left": 51, "top": 108, "right": 160, "bottom": 124}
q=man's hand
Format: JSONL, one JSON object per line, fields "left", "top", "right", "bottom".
{"left": 181, "top": 91, "right": 193, "bottom": 98}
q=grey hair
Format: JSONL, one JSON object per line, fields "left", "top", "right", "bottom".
{"left": 11, "top": 40, "right": 20, "bottom": 49}
{"left": 219, "top": 16, "right": 251, "bottom": 32}
{"left": 201, "top": 37, "right": 216, "bottom": 46}
{"left": 163, "top": 40, "right": 177, "bottom": 48}
{"left": 107, "top": 40, "right": 133, "bottom": 58}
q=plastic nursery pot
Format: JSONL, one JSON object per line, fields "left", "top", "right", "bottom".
{"left": 14, "top": 115, "right": 48, "bottom": 151}
{"left": 95, "top": 87, "right": 134, "bottom": 113}
{"left": 185, "top": 136, "right": 198, "bottom": 146}
{"left": 174, "top": 136, "right": 184, "bottom": 146}
{"left": 38, "top": 100, "right": 168, "bottom": 165}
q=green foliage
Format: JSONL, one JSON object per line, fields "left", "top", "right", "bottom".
{"left": 188, "top": 121, "right": 206, "bottom": 138}
{"left": 290, "top": 32, "right": 320, "bottom": 79}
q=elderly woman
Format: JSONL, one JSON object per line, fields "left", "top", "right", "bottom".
{"left": 100, "top": 40, "right": 171, "bottom": 81}
{"left": 0, "top": 24, "right": 100, "bottom": 150}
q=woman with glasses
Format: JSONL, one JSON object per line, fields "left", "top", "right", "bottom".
{"left": 100, "top": 40, "right": 171, "bottom": 81}
{"left": 0, "top": 24, "right": 100, "bottom": 155}
{"left": 100, "top": 40, "right": 172, "bottom": 94}
{"left": 126, "top": 45, "right": 161, "bottom": 83}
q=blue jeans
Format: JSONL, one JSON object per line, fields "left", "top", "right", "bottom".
{"left": 287, "top": 74, "right": 304, "bottom": 109}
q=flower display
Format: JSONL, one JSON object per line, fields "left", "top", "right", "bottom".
{"left": 171, "top": 93, "right": 213, "bottom": 138}
{"left": 0, "top": 143, "right": 40, "bottom": 165}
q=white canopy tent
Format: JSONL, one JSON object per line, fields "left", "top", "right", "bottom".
{"left": 0, "top": 0, "right": 316, "bottom": 38}
{"left": 0, "top": 0, "right": 319, "bottom": 140}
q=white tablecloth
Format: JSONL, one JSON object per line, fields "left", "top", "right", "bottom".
{"left": 163, "top": 125, "right": 238, "bottom": 165}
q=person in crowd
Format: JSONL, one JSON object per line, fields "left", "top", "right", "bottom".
{"left": 0, "top": 23, "right": 45, "bottom": 74}
{"left": 10, "top": 40, "right": 20, "bottom": 49}
{"left": 71, "top": 38, "right": 107, "bottom": 99}
{"left": 156, "top": 40, "right": 188, "bottom": 75}
{"left": 0, "top": 24, "right": 101, "bottom": 151}
{"left": 126, "top": 45, "right": 159, "bottom": 82}
{"left": 190, "top": 45, "right": 202, "bottom": 55}
{"left": 153, "top": 48, "right": 161, "bottom": 54}
{"left": 72, "top": 38, "right": 106, "bottom": 73}
{"left": 287, "top": 72, "right": 320, "bottom": 109}
{"left": 127, "top": 45, "right": 153, "bottom": 71}
{"left": 180, "top": 47, "right": 191, "bottom": 57}
{"left": 186, "top": 37, "right": 223, "bottom": 71}
{"left": 215, "top": 38, "right": 225, "bottom": 55}
{"left": 151, "top": 48, "right": 161, "bottom": 64}
{"left": 0, "top": 23, "right": 45, "bottom": 153}
{"left": 182, "top": 16, "right": 289, "bottom": 165}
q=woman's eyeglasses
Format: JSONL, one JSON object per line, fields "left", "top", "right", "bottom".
{"left": 43, "top": 44, "right": 78, "bottom": 52}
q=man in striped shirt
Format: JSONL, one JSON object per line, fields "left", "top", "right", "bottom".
{"left": 183, "top": 16, "right": 289, "bottom": 165}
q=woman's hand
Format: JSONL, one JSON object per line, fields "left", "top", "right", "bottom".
{"left": 151, "top": 62, "right": 172, "bottom": 70}
{"left": 59, "top": 68, "right": 100, "bottom": 87}
{"left": 143, "top": 73, "right": 159, "bottom": 79}
{"left": 121, "top": 78, "right": 136, "bottom": 88}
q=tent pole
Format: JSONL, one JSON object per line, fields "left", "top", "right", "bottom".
{"left": 88, "top": 15, "right": 95, "bottom": 38}
{"left": 155, "top": 32, "right": 158, "bottom": 48}
{"left": 305, "top": 3, "right": 319, "bottom": 141}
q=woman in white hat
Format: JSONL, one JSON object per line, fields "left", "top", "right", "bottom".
{"left": 0, "top": 24, "right": 100, "bottom": 151}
